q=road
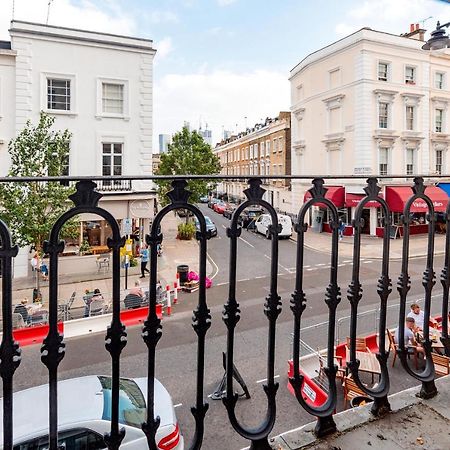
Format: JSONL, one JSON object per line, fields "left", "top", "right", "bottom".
{"left": 10, "top": 204, "right": 449, "bottom": 449}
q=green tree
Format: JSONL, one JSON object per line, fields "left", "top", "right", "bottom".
{"left": 155, "top": 126, "right": 221, "bottom": 206}
{"left": 0, "top": 112, "right": 77, "bottom": 254}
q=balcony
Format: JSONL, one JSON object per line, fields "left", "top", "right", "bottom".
{"left": 96, "top": 179, "right": 132, "bottom": 192}
{"left": 1, "top": 174, "right": 450, "bottom": 449}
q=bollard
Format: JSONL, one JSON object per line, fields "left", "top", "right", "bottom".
{"left": 166, "top": 284, "right": 171, "bottom": 316}
{"left": 173, "top": 281, "right": 178, "bottom": 304}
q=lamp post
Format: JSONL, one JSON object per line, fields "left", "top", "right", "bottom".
{"left": 422, "top": 21, "right": 450, "bottom": 50}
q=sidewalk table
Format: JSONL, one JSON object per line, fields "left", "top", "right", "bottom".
{"left": 346, "top": 349, "right": 381, "bottom": 376}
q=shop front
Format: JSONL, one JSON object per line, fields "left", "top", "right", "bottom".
{"left": 303, "top": 186, "right": 348, "bottom": 234}
{"left": 345, "top": 192, "right": 382, "bottom": 236}
{"left": 380, "top": 186, "right": 448, "bottom": 238}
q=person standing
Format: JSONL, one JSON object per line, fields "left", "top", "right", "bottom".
{"left": 139, "top": 245, "right": 150, "bottom": 278}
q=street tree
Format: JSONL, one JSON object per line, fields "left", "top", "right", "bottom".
{"left": 155, "top": 126, "right": 221, "bottom": 207}
{"left": 0, "top": 112, "right": 78, "bottom": 281}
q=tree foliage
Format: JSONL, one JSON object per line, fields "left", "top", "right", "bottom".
{"left": 0, "top": 112, "right": 77, "bottom": 251}
{"left": 155, "top": 126, "right": 221, "bottom": 205}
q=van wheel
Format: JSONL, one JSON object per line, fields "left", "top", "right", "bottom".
{"left": 265, "top": 230, "right": 271, "bottom": 240}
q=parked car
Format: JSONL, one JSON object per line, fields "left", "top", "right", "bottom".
{"left": 199, "top": 196, "right": 209, "bottom": 203}
{"left": 237, "top": 207, "right": 264, "bottom": 229}
{"left": 1, "top": 375, "right": 184, "bottom": 450}
{"left": 194, "top": 215, "right": 218, "bottom": 237}
{"left": 223, "top": 204, "right": 237, "bottom": 219}
{"left": 213, "top": 201, "right": 227, "bottom": 214}
{"left": 207, "top": 198, "right": 220, "bottom": 209}
{"left": 254, "top": 213, "right": 293, "bottom": 239}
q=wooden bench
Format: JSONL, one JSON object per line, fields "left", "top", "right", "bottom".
{"left": 91, "top": 245, "right": 110, "bottom": 255}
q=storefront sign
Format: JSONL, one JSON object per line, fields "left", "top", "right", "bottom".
{"left": 345, "top": 193, "right": 381, "bottom": 208}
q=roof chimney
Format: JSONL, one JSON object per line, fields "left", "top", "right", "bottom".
{"left": 403, "top": 23, "right": 426, "bottom": 41}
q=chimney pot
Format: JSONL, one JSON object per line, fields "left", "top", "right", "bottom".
{"left": 410, "top": 24, "right": 415, "bottom": 32}
{"left": 416, "top": 23, "right": 420, "bottom": 30}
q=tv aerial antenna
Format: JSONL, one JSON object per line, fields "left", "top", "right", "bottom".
{"left": 419, "top": 16, "right": 433, "bottom": 28}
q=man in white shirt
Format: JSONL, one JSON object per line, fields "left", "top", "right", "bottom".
{"left": 395, "top": 317, "right": 424, "bottom": 356}
{"left": 407, "top": 303, "right": 437, "bottom": 331}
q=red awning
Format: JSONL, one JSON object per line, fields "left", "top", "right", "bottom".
{"left": 385, "top": 186, "right": 448, "bottom": 213}
{"left": 345, "top": 193, "right": 383, "bottom": 208}
{"left": 304, "top": 186, "right": 345, "bottom": 208}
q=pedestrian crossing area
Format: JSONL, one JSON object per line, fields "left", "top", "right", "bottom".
{"left": 284, "top": 259, "right": 374, "bottom": 274}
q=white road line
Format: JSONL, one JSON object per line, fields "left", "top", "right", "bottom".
{"left": 264, "top": 254, "right": 290, "bottom": 272}
{"left": 363, "top": 260, "right": 373, "bottom": 264}
{"left": 207, "top": 252, "right": 220, "bottom": 280}
{"left": 255, "top": 275, "right": 265, "bottom": 279}
{"left": 174, "top": 403, "right": 183, "bottom": 408}
{"left": 222, "top": 224, "right": 227, "bottom": 229}
{"left": 256, "top": 375, "right": 280, "bottom": 384}
{"left": 306, "top": 268, "right": 317, "bottom": 271}
{"left": 343, "top": 260, "right": 352, "bottom": 263}
{"left": 316, "top": 263, "right": 325, "bottom": 266}
{"left": 338, "top": 263, "right": 346, "bottom": 267}
{"left": 239, "top": 236, "right": 255, "bottom": 248}
{"left": 304, "top": 265, "right": 311, "bottom": 268}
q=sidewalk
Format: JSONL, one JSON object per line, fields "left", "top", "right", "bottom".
{"left": 7, "top": 212, "right": 212, "bottom": 313}
{"left": 292, "top": 229, "right": 446, "bottom": 260}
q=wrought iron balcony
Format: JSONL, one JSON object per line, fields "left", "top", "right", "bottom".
{"left": 1, "top": 174, "right": 450, "bottom": 449}
{"left": 96, "top": 179, "right": 132, "bottom": 192}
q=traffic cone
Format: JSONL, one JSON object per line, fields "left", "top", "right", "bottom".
{"left": 173, "top": 281, "right": 178, "bottom": 304}
{"left": 166, "top": 284, "right": 171, "bottom": 316}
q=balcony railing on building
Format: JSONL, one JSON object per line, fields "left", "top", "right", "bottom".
{"left": 1, "top": 173, "right": 450, "bottom": 450}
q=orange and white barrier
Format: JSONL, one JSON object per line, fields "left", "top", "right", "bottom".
{"left": 173, "top": 281, "right": 178, "bottom": 304}
{"left": 166, "top": 284, "right": 172, "bottom": 316}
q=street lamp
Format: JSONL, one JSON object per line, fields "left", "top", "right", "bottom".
{"left": 422, "top": 21, "right": 450, "bottom": 50}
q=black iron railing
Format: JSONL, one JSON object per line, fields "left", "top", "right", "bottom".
{"left": 0, "top": 174, "right": 449, "bottom": 449}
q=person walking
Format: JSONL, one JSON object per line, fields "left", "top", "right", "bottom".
{"left": 139, "top": 244, "right": 150, "bottom": 278}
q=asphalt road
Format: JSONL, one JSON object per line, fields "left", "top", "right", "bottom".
{"left": 9, "top": 205, "right": 449, "bottom": 449}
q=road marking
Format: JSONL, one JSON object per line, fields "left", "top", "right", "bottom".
{"left": 239, "top": 236, "right": 255, "bottom": 248}
{"left": 304, "top": 265, "right": 311, "bottom": 268}
{"left": 363, "top": 260, "right": 373, "bottom": 264}
{"left": 256, "top": 375, "right": 280, "bottom": 384}
{"left": 174, "top": 403, "right": 183, "bottom": 408}
{"left": 343, "top": 260, "right": 352, "bottom": 263}
{"left": 207, "top": 252, "right": 220, "bottom": 280}
{"left": 255, "top": 275, "right": 265, "bottom": 279}
{"left": 306, "top": 268, "right": 317, "bottom": 271}
{"left": 264, "top": 254, "right": 290, "bottom": 272}
{"left": 316, "top": 263, "right": 325, "bottom": 266}
{"left": 338, "top": 263, "right": 346, "bottom": 267}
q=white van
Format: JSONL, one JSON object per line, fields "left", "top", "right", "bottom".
{"left": 254, "top": 214, "right": 293, "bottom": 239}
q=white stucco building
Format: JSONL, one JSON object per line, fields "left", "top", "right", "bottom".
{"left": 0, "top": 21, "right": 157, "bottom": 276}
{"left": 290, "top": 24, "right": 450, "bottom": 237}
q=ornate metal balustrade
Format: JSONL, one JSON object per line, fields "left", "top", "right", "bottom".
{"left": 0, "top": 174, "right": 449, "bottom": 449}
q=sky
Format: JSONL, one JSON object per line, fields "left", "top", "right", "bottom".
{"left": 0, "top": 0, "right": 449, "bottom": 149}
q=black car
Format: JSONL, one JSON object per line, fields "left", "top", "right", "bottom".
{"left": 238, "top": 207, "right": 264, "bottom": 228}
{"left": 223, "top": 204, "right": 237, "bottom": 219}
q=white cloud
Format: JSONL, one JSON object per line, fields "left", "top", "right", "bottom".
{"left": 155, "top": 36, "right": 173, "bottom": 60}
{"left": 146, "top": 10, "right": 179, "bottom": 24}
{"left": 217, "top": 0, "right": 238, "bottom": 6}
{"left": 154, "top": 69, "right": 289, "bottom": 149}
{"left": 0, "top": 0, "right": 136, "bottom": 40}
{"left": 335, "top": 0, "right": 449, "bottom": 37}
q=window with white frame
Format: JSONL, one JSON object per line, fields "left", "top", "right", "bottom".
{"left": 379, "top": 147, "right": 389, "bottom": 175}
{"left": 102, "top": 143, "right": 123, "bottom": 185}
{"left": 405, "top": 66, "right": 416, "bottom": 84}
{"left": 273, "top": 138, "right": 278, "bottom": 152}
{"left": 47, "top": 78, "right": 71, "bottom": 111}
{"left": 265, "top": 140, "right": 270, "bottom": 155}
{"left": 378, "top": 62, "right": 389, "bottom": 81}
{"left": 435, "top": 72, "right": 445, "bottom": 90}
{"left": 254, "top": 143, "right": 259, "bottom": 158}
{"left": 266, "top": 159, "right": 270, "bottom": 175}
{"left": 278, "top": 137, "right": 283, "bottom": 152}
{"left": 278, "top": 164, "right": 283, "bottom": 174}
{"left": 250, "top": 145, "right": 253, "bottom": 159}
{"left": 260, "top": 142, "right": 265, "bottom": 157}
{"left": 406, "top": 148, "right": 415, "bottom": 175}
{"left": 406, "top": 106, "right": 415, "bottom": 131}
{"left": 436, "top": 149, "right": 444, "bottom": 174}
{"left": 379, "top": 102, "right": 389, "bottom": 129}
{"left": 102, "top": 83, "right": 124, "bottom": 114}
{"left": 436, "top": 109, "right": 444, "bottom": 133}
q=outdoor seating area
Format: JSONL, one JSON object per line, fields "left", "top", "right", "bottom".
{"left": 288, "top": 313, "right": 449, "bottom": 411}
